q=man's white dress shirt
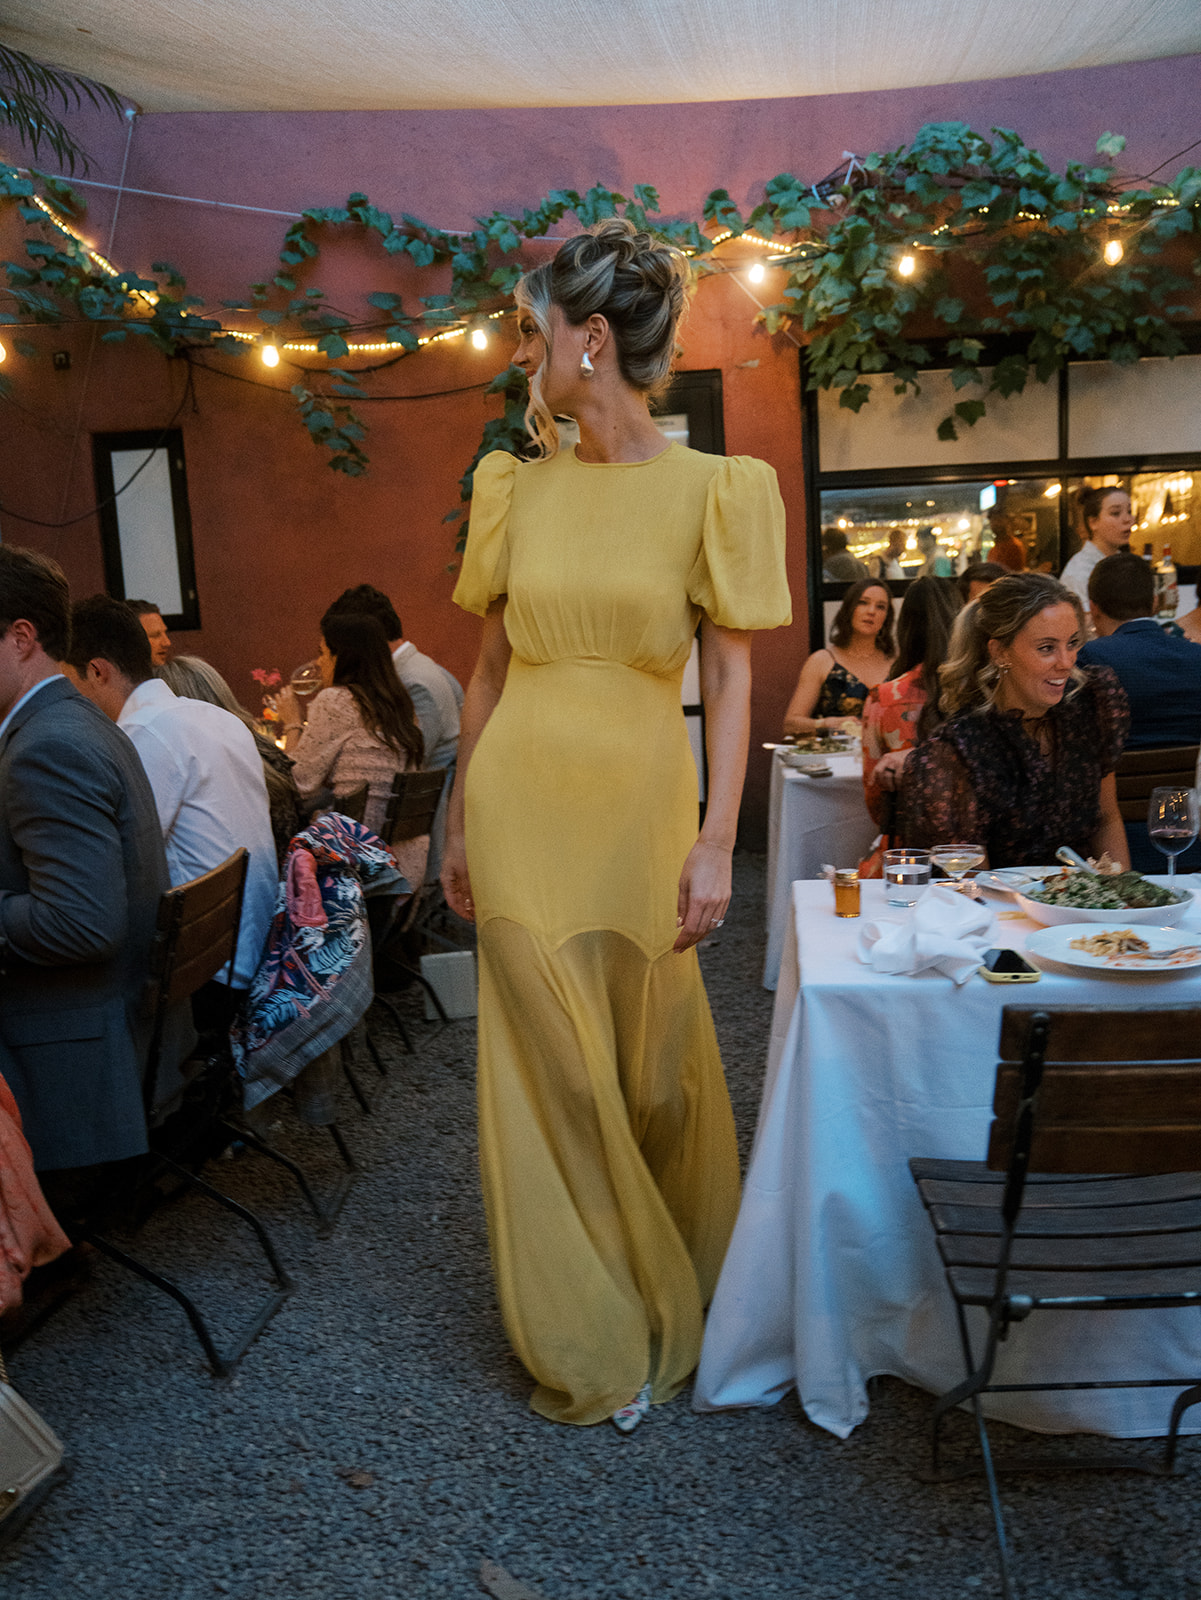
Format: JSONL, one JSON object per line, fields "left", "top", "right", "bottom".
{"left": 118, "top": 678, "right": 277, "bottom": 987}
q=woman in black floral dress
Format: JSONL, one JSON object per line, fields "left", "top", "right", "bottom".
{"left": 902, "top": 573, "right": 1130, "bottom": 868}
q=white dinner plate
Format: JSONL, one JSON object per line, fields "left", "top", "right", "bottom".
{"left": 977, "top": 866, "right": 1058, "bottom": 894}
{"left": 1025, "top": 923, "right": 1201, "bottom": 973}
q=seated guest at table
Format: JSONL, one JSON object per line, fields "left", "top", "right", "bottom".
{"left": 1077, "top": 552, "right": 1201, "bottom": 873}
{"left": 0, "top": 550, "right": 191, "bottom": 1184}
{"left": 957, "top": 561, "right": 1007, "bottom": 605}
{"left": 783, "top": 579, "right": 895, "bottom": 736}
{"left": 321, "top": 584, "right": 462, "bottom": 771}
{"left": 274, "top": 613, "right": 429, "bottom": 886}
{"left": 126, "top": 598, "right": 172, "bottom": 666}
{"left": 321, "top": 584, "right": 462, "bottom": 877}
{"left": 158, "top": 655, "right": 304, "bottom": 863}
{"left": 65, "top": 598, "right": 278, "bottom": 1029}
{"left": 902, "top": 573, "right": 1130, "bottom": 868}
{"left": 1058, "top": 486, "right": 1134, "bottom": 609}
{"left": 862, "top": 577, "right": 960, "bottom": 826}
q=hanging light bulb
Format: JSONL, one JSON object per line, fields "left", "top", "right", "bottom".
{"left": 261, "top": 341, "right": 280, "bottom": 368}
{"left": 0, "top": 340, "right": 7, "bottom": 364}
{"left": 1104, "top": 236, "right": 1124, "bottom": 266}
{"left": 897, "top": 254, "right": 916, "bottom": 278}
{"left": 470, "top": 327, "right": 488, "bottom": 350}
{"left": 748, "top": 262, "right": 766, "bottom": 284}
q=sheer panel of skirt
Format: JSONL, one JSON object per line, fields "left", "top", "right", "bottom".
{"left": 476, "top": 918, "right": 740, "bottom": 1425}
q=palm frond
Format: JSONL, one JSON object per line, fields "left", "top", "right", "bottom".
{"left": 0, "top": 45, "right": 126, "bottom": 173}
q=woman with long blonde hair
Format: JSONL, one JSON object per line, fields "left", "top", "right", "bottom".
{"left": 442, "top": 218, "right": 791, "bottom": 1430}
{"left": 901, "top": 572, "right": 1130, "bottom": 867}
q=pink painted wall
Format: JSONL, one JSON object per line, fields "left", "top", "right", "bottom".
{"left": 2, "top": 53, "right": 1198, "bottom": 840}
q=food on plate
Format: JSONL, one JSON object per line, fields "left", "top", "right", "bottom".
{"left": 1068, "top": 929, "right": 1150, "bottom": 957}
{"left": 783, "top": 733, "right": 852, "bottom": 754}
{"left": 1027, "top": 868, "right": 1184, "bottom": 911}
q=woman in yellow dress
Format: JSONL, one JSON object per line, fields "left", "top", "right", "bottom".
{"left": 441, "top": 219, "right": 791, "bottom": 1429}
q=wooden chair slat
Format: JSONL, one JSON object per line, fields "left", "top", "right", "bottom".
{"left": 927, "top": 1196, "right": 1201, "bottom": 1237}
{"left": 938, "top": 1227, "right": 1201, "bottom": 1271}
{"left": 993, "top": 1063, "right": 1201, "bottom": 1123}
{"left": 383, "top": 769, "right": 448, "bottom": 845}
{"left": 998, "top": 1004, "right": 1201, "bottom": 1064}
{"left": 987, "top": 1123, "right": 1201, "bottom": 1173}
{"left": 912, "top": 1168, "right": 1201, "bottom": 1207}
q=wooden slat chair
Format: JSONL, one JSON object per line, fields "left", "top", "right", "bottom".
{"left": 332, "top": 782, "right": 369, "bottom": 824}
{"left": 910, "top": 1004, "right": 1201, "bottom": 1599}
{"left": 1114, "top": 744, "right": 1200, "bottom": 822}
{"left": 73, "top": 850, "right": 293, "bottom": 1377}
{"left": 364, "top": 768, "right": 453, "bottom": 1058}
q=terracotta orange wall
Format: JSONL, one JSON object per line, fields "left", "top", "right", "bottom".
{"left": 2, "top": 54, "right": 1198, "bottom": 840}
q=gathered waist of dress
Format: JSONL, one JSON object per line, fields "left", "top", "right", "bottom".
{"left": 507, "top": 654, "right": 687, "bottom": 690}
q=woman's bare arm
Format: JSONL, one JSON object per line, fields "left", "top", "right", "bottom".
{"left": 782, "top": 649, "right": 835, "bottom": 736}
{"left": 1091, "top": 771, "right": 1131, "bottom": 869}
{"left": 675, "top": 620, "right": 751, "bottom": 952}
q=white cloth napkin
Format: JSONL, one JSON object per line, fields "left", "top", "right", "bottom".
{"left": 856, "top": 883, "right": 995, "bottom": 985}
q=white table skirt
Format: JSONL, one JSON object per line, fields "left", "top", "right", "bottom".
{"left": 698, "top": 875, "right": 1201, "bottom": 1439}
{"left": 763, "top": 750, "right": 879, "bottom": 990}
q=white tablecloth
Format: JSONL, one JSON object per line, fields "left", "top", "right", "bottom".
{"left": 763, "top": 750, "right": 878, "bottom": 990}
{"left": 698, "top": 875, "right": 1201, "bottom": 1439}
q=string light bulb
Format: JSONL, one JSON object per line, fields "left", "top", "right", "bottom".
{"left": 748, "top": 262, "right": 766, "bottom": 284}
{"left": 260, "top": 341, "right": 280, "bottom": 368}
{"left": 897, "top": 254, "right": 916, "bottom": 277}
{"left": 1104, "top": 236, "right": 1124, "bottom": 266}
{"left": 0, "top": 340, "right": 6, "bottom": 364}
{"left": 470, "top": 327, "right": 488, "bottom": 350}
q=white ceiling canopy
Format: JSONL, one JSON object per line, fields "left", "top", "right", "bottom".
{"left": 2, "top": 0, "right": 1199, "bottom": 114}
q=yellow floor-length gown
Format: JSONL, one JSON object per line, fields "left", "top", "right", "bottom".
{"left": 454, "top": 441, "right": 791, "bottom": 1424}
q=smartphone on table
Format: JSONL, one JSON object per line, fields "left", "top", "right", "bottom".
{"left": 979, "top": 947, "right": 1041, "bottom": 983}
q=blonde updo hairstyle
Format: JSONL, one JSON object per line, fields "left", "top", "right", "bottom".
{"left": 515, "top": 217, "right": 691, "bottom": 457}
{"left": 938, "top": 572, "right": 1087, "bottom": 718}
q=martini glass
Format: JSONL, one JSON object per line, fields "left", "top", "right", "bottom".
{"left": 930, "top": 842, "right": 986, "bottom": 886}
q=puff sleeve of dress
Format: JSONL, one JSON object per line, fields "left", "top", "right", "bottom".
{"left": 687, "top": 456, "right": 792, "bottom": 631}
{"left": 453, "top": 450, "right": 517, "bottom": 617}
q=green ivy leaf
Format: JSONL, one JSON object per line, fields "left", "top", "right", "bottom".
{"left": 1095, "top": 132, "right": 1127, "bottom": 159}
{"left": 953, "top": 398, "right": 987, "bottom": 426}
{"left": 936, "top": 415, "right": 959, "bottom": 441}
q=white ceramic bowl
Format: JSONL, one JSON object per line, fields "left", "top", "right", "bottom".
{"left": 782, "top": 752, "right": 834, "bottom": 772}
{"left": 1015, "top": 887, "right": 1193, "bottom": 927}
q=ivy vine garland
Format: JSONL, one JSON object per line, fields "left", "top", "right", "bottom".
{"left": 1, "top": 120, "right": 1198, "bottom": 535}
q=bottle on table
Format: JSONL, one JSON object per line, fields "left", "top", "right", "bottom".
{"left": 1155, "top": 545, "right": 1179, "bottom": 621}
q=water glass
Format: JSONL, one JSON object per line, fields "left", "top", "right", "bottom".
{"left": 883, "top": 848, "right": 932, "bottom": 908}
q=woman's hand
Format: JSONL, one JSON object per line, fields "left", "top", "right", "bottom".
{"left": 675, "top": 839, "right": 732, "bottom": 952}
{"left": 873, "top": 749, "right": 912, "bottom": 791}
{"left": 440, "top": 835, "right": 475, "bottom": 922}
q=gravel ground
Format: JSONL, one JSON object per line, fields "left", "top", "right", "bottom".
{"left": 2, "top": 852, "right": 1199, "bottom": 1600}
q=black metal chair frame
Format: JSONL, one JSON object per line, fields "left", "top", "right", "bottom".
{"left": 75, "top": 850, "right": 293, "bottom": 1377}
{"left": 910, "top": 1004, "right": 1201, "bottom": 1598}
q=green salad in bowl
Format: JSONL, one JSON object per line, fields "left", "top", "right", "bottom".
{"left": 1016, "top": 868, "right": 1193, "bottom": 927}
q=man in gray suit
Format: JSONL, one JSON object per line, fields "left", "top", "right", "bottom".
{"left": 0, "top": 546, "right": 186, "bottom": 1180}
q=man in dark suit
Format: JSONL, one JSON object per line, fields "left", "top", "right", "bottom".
{"left": 1078, "top": 551, "right": 1201, "bottom": 872}
{"left": 0, "top": 546, "right": 187, "bottom": 1181}
{"left": 1078, "top": 553, "right": 1201, "bottom": 749}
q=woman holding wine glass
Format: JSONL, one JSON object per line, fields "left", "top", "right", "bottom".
{"left": 902, "top": 573, "right": 1131, "bottom": 868}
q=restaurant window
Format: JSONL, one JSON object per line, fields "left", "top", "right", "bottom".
{"left": 92, "top": 427, "right": 201, "bottom": 632}
{"left": 803, "top": 336, "right": 1201, "bottom": 643}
